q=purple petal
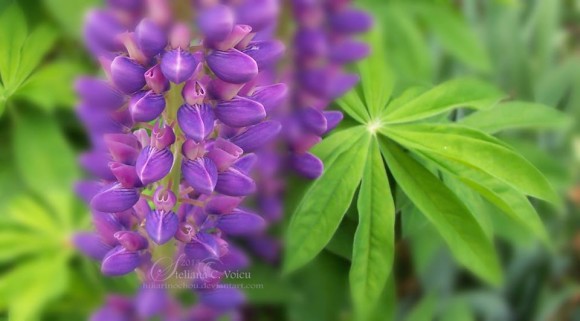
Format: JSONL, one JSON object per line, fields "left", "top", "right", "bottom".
{"left": 206, "top": 138, "right": 243, "bottom": 171}
{"left": 101, "top": 246, "right": 141, "bottom": 276}
{"left": 73, "top": 232, "right": 113, "bottom": 260}
{"left": 161, "top": 48, "right": 199, "bottom": 83}
{"left": 250, "top": 83, "right": 287, "bottom": 113}
{"left": 135, "top": 18, "right": 167, "bottom": 57}
{"left": 241, "top": 40, "right": 284, "bottom": 70}
{"left": 205, "top": 195, "right": 243, "bottom": 214}
{"left": 214, "top": 96, "right": 266, "bottom": 127}
{"left": 109, "top": 162, "right": 142, "bottom": 188}
{"left": 110, "top": 56, "right": 147, "bottom": 94}
{"left": 145, "top": 210, "right": 179, "bottom": 244}
{"left": 80, "top": 151, "right": 115, "bottom": 180}
{"left": 75, "top": 77, "right": 125, "bottom": 110}
{"left": 145, "top": 64, "right": 170, "bottom": 94}
{"left": 135, "top": 146, "right": 174, "bottom": 185}
{"left": 198, "top": 5, "right": 234, "bottom": 42}
{"left": 232, "top": 153, "right": 257, "bottom": 174}
{"left": 114, "top": 231, "right": 148, "bottom": 251}
{"left": 83, "top": 10, "right": 125, "bottom": 53}
{"left": 184, "top": 232, "right": 221, "bottom": 259}
{"left": 206, "top": 49, "right": 258, "bottom": 84}
{"left": 182, "top": 157, "right": 218, "bottom": 195}
{"left": 215, "top": 168, "right": 256, "bottom": 196}
{"left": 151, "top": 122, "right": 176, "bottom": 149}
{"left": 329, "top": 40, "right": 370, "bottom": 63}
{"left": 330, "top": 9, "right": 373, "bottom": 34}
{"left": 177, "top": 103, "right": 215, "bottom": 142}
{"left": 129, "top": 90, "right": 166, "bottom": 122}
{"left": 289, "top": 152, "right": 323, "bottom": 179}
{"left": 298, "top": 107, "right": 327, "bottom": 135}
{"left": 135, "top": 287, "right": 169, "bottom": 318}
{"left": 74, "top": 180, "right": 104, "bottom": 203}
{"left": 199, "top": 288, "right": 246, "bottom": 311}
{"left": 91, "top": 183, "right": 140, "bottom": 213}
{"left": 216, "top": 209, "right": 265, "bottom": 235}
{"left": 323, "top": 111, "right": 343, "bottom": 132}
{"left": 235, "top": 0, "right": 278, "bottom": 32}
{"left": 229, "top": 120, "right": 281, "bottom": 152}
{"left": 153, "top": 187, "right": 177, "bottom": 212}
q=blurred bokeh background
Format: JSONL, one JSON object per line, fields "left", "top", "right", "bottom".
{"left": 0, "top": 0, "right": 578, "bottom": 320}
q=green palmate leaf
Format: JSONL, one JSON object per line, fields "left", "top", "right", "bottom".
{"left": 420, "top": 154, "right": 550, "bottom": 245}
{"left": 0, "top": 2, "right": 27, "bottom": 92}
{"left": 381, "top": 78, "right": 503, "bottom": 124}
{"left": 380, "top": 139, "right": 502, "bottom": 285}
{"left": 43, "top": 0, "right": 99, "bottom": 38}
{"left": 405, "top": 294, "right": 436, "bottom": 321}
{"left": 15, "top": 25, "right": 57, "bottom": 88}
{"left": 382, "top": 123, "right": 559, "bottom": 204}
{"left": 414, "top": 4, "right": 492, "bottom": 72}
{"left": 358, "top": 27, "right": 394, "bottom": 117}
{"left": 459, "top": 101, "right": 572, "bottom": 133}
{"left": 337, "top": 89, "right": 370, "bottom": 124}
{"left": 312, "top": 126, "right": 367, "bottom": 162}
{"left": 284, "top": 134, "right": 371, "bottom": 274}
{"left": 350, "top": 139, "right": 395, "bottom": 318}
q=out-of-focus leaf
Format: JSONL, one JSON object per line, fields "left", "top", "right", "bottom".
{"left": 43, "top": 0, "right": 99, "bottom": 38}
{"left": 358, "top": 27, "right": 393, "bottom": 117}
{"left": 414, "top": 3, "right": 492, "bottom": 72}
{"left": 382, "top": 124, "right": 559, "bottom": 205}
{"left": 381, "top": 78, "right": 503, "bottom": 124}
{"left": 460, "top": 101, "right": 572, "bottom": 133}
{"left": 440, "top": 298, "right": 475, "bottom": 321}
{"left": 368, "top": 276, "right": 396, "bottom": 321}
{"left": 0, "top": 2, "right": 27, "bottom": 93}
{"left": 350, "top": 139, "right": 395, "bottom": 318}
{"left": 12, "top": 108, "right": 79, "bottom": 220}
{"left": 380, "top": 139, "right": 502, "bottom": 285}
{"left": 404, "top": 294, "right": 436, "bottom": 321}
{"left": 326, "top": 218, "right": 356, "bottom": 261}
{"left": 284, "top": 134, "right": 370, "bottom": 274}
{"left": 16, "top": 25, "right": 57, "bottom": 88}
{"left": 14, "top": 61, "right": 82, "bottom": 111}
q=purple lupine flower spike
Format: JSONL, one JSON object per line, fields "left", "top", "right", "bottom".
{"left": 145, "top": 209, "right": 179, "bottom": 244}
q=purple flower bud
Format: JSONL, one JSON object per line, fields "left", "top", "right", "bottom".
{"left": 153, "top": 187, "right": 176, "bottom": 211}
{"left": 241, "top": 40, "right": 284, "bottom": 70}
{"left": 182, "top": 157, "right": 218, "bottom": 195}
{"left": 198, "top": 5, "right": 234, "bottom": 43}
{"left": 77, "top": 105, "right": 126, "bottom": 134}
{"left": 109, "top": 162, "right": 142, "bottom": 187}
{"left": 91, "top": 183, "right": 140, "bottom": 213}
{"left": 232, "top": 153, "right": 257, "bottom": 174}
{"left": 235, "top": 0, "right": 278, "bottom": 32}
{"left": 145, "top": 210, "right": 179, "bottom": 244}
{"left": 169, "top": 23, "right": 191, "bottom": 49}
{"left": 206, "top": 138, "right": 243, "bottom": 171}
{"left": 80, "top": 151, "right": 116, "bottom": 180}
{"left": 151, "top": 122, "right": 176, "bottom": 149}
{"left": 92, "top": 211, "right": 125, "bottom": 245}
{"left": 330, "top": 9, "right": 373, "bottom": 34}
{"left": 73, "top": 233, "right": 113, "bottom": 260}
{"left": 199, "top": 288, "right": 245, "bottom": 311}
{"left": 111, "top": 56, "right": 147, "bottom": 94}
{"left": 101, "top": 246, "right": 142, "bottom": 276}
{"left": 114, "top": 231, "right": 148, "bottom": 251}
{"left": 135, "top": 287, "right": 169, "bottom": 318}
{"left": 215, "top": 209, "right": 266, "bottom": 235}
{"left": 258, "top": 196, "right": 283, "bottom": 222}
{"left": 75, "top": 77, "right": 125, "bottom": 110}
{"left": 301, "top": 68, "right": 359, "bottom": 99}
{"left": 145, "top": 64, "right": 170, "bottom": 94}
{"left": 250, "top": 83, "right": 287, "bottom": 113}
{"left": 133, "top": 197, "right": 151, "bottom": 220}
{"left": 214, "top": 96, "right": 266, "bottom": 127}
{"left": 182, "top": 79, "right": 206, "bottom": 105}
{"left": 212, "top": 246, "right": 249, "bottom": 271}
{"left": 289, "top": 152, "right": 323, "bottom": 179}
{"left": 329, "top": 40, "right": 370, "bottom": 63}
{"left": 299, "top": 107, "right": 327, "bottom": 135}
{"left": 208, "top": 78, "right": 246, "bottom": 101}
{"left": 177, "top": 103, "right": 215, "bottom": 142}
{"left": 206, "top": 49, "right": 258, "bottom": 84}
{"left": 83, "top": 10, "right": 125, "bottom": 53}
{"left": 229, "top": 120, "right": 281, "bottom": 152}
{"left": 185, "top": 232, "right": 221, "bottom": 259}
{"left": 75, "top": 180, "right": 103, "bottom": 203}
{"left": 294, "top": 28, "right": 327, "bottom": 58}
{"left": 182, "top": 139, "right": 206, "bottom": 160}
{"left": 323, "top": 111, "right": 343, "bottom": 132}
{"left": 136, "top": 146, "right": 174, "bottom": 185}
{"left": 136, "top": 18, "right": 168, "bottom": 57}
{"left": 103, "top": 134, "right": 139, "bottom": 164}
{"left": 118, "top": 32, "right": 149, "bottom": 65}
{"left": 215, "top": 168, "right": 256, "bottom": 196}
{"left": 215, "top": 24, "right": 253, "bottom": 51}
{"left": 289, "top": 133, "right": 321, "bottom": 154}
{"left": 160, "top": 48, "right": 199, "bottom": 83}
{"left": 205, "top": 195, "right": 242, "bottom": 214}
{"left": 129, "top": 90, "right": 166, "bottom": 122}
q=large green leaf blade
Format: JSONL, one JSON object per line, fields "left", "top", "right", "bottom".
{"left": 0, "top": 2, "right": 27, "bottom": 92}
{"left": 284, "top": 134, "right": 371, "bottom": 274}
{"left": 350, "top": 139, "right": 395, "bottom": 317}
{"left": 459, "top": 101, "right": 572, "bottom": 133}
{"left": 382, "top": 78, "right": 503, "bottom": 124}
{"left": 380, "top": 138, "right": 502, "bottom": 285}
{"left": 358, "top": 27, "right": 394, "bottom": 117}
{"left": 382, "top": 124, "right": 559, "bottom": 204}
{"left": 337, "top": 89, "right": 370, "bottom": 124}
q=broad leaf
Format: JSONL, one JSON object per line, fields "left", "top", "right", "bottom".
{"left": 380, "top": 139, "right": 502, "bottom": 285}
{"left": 358, "top": 27, "right": 394, "bottom": 117}
{"left": 350, "top": 139, "right": 395, "bottom": 317}
{"left": 312, "top": 126, "right": 367, "bottom": 162}
{"left": 43, "top": 0, "right": 99, "bottom": 39}
{"left": 284, "top": 134, "right": 371, "bottom": 274}
{"left": 382, "top": 78, "right": 503, "bottom": 124}
{"left": 0, "top": 2, "right": 27, "bottom": 92}
{"left": 337, "top": 90, "right": 370, "bottom": 124}
{"left": 459, "top": 101, "right": 572, "bottom": 133}
{"left": 405, "top": 294, "right": 436, "bottom": 321}
{"left": 382, "top": 123, "right": 559, "bottom": 204}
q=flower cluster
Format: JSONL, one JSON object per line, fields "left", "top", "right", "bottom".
{"left": 285, "top": 0, "right": 372, "bottom": 179}
{"left": 74, "top": 0, "right": 286, "bottom": 318}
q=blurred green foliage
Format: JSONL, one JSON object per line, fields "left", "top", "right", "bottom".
{"left": 0, "top": 0, "right": 577, "bottom": 320}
